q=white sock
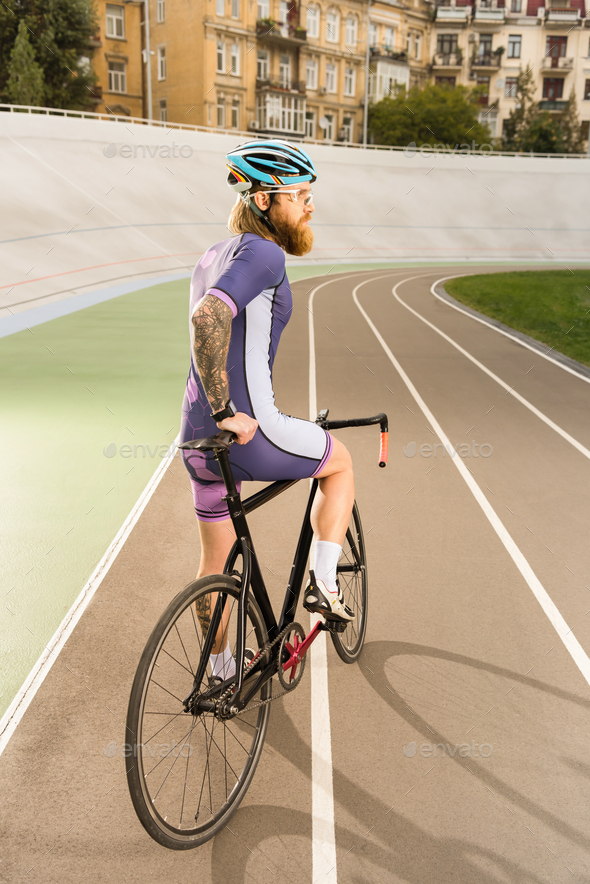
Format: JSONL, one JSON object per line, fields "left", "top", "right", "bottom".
{"left": 313, "top": 540, "right": 342, "bottom": 595}
{"left": 209, "top": 644, "right": 236, "bottom": 679}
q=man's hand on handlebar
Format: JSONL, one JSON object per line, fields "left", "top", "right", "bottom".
{"left": 217, "top": 412, "right": 258, "bottom": 445}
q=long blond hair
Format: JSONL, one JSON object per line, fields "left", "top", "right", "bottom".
{"left": 227, "top": 189, "right": 276, "bottom": 242}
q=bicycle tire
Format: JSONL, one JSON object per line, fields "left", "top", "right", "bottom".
{"left": 331, "top": 502, "right": 368, "bottom": 663}
{"left": 126, "top": 574, "right": 271, "bottom": 849}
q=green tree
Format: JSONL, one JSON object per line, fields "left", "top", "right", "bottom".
{"left": 502, "top": 70, "right": 584, "bottom": 153}
{"left": 501, "top": 67, "right": 538, "bottom": 151}
{"left": 559, "top": 89, "right": 585, "bottom": 154}
{"left": 0, "top": 0, "right": 98, "bottom": 110}
{"left": 368, "top": 82, "right": 491, "bottom": 149}
{"left": 5, "top": 20, "right": 45, "bottom": 106}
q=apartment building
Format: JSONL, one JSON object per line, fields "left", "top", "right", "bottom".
{"left": 92, "top": 1, "right": 144, "bottom": 117}
{"left": 368, "top": 0, "right": 431, "bottom": 106}
{"left": 430, "top": 0, "right": 590, "bottom": 141}
{"left": 89, "top": 0, "right": 430, "bottom": 142}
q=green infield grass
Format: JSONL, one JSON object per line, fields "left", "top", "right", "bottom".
{"left": 445, "top": 270, "right": 590, "bottom": 368}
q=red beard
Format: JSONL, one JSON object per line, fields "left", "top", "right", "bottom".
{"left": 271, "top": 213, "right": 314, "bottom": 256}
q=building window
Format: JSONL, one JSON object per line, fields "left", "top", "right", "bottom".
{"left": 546, "top": 35, "right": 567, "bottom": 65}
{"left": 217, "top": 98, "right": 226, "bottom": 127}
{"left": 157, "top": 46, "right": 166, "bottom": 80}
{"left": 325, "top": 62, "right": 337, "bottom": 93}
{"left": 156, "top": 0, "right": 165, "bottom": 23}
{"left": 478, "top": 35, "right": 493, "bottom": 57}
{"left": 323, "top": 113, "right": 334, "bottom": 140}
{"left": 306, "top": 58, "right": 318, "bottom": 90}
{"left": 507, "top": 35, "right": 521, "bottom": 58}
{"left": 435, "top": 76, "right": 456, "bottom": 87}
{"left": 510, "top": 0, "right": 522, "bottom": 11}
{"left": 107, "top": 60, "right": 126, "bottom": 92}
{"left": 257, "top": 50, "right": 269, "bottom": 79}
{"left": 369, "top": 23, "right": 378, "bottom": 47}
{"left": 384, "top": 26, "right": 395, "bottom": 48}
{"left": 279, "top": 54, "right": 291, "bottom": 88}
{"left": 344, "top": 66, "right": 355, "bottom": 96}
{"left": 231, "top": 0, "right": 240, "bottom": 17}
{"left": 326, "top": 9, "right": 339, "bottom": 43}
{"left": 216, "top": 0, "right": 225, "bottom": 15}
{"left": 406, "top": 33, "right": 411, "bottom": 55}
{"left": 543, "top": 77, "right": 564, "bottom": 99}
{"left": 231, "top": 99, "right": 239, "bottom": 128}
{"left": 305, "top": 110, "right": 316, "bottom": 138}
{"left": 414, "top": 35, "right": 422, "bottom": 59}
{"left": 345, "top": 16, "right": 357, "bottom": 46}
{"left": 437, "top": 34, "right": 457, "bottom": 56}
{"left": 257, "top": 0, "right": 269, "bottom": 17}
{"left": 477, "top": 74, "right": 490, "bottom": 105}
{"left": 341, "top": 116, "right": 353, "bottom": 142}
{"left": 505, "top": 76, "right": 518, "bottom": 97}
{"left": 584, "top": 79, "right": 590, "bottom": 99}
{"left": 230, "top": 42, "right": 240, "bottom": 74}
{"left": 256, "top": 92, "right": 305, "bottom": 132}
{"left": 105, "top": 4, "right": 124, "bottom": 38}
{"left": 159, "top": 99, "right": 167, "bottom": 121}
{"left": 307, "top": 4, "right": 319, "bottom": 37}
{"left": 217, "top": 40, "right": 225, "bottom": 72}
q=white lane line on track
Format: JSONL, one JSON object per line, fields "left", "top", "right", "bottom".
{"left": 308, "top": 277, "right": 341, "bottom": 884}
{"left": 392, "top": 275, "right": 590, "bottom": 462}
{"left": 353, "top": 276, "right": 590, "bottom": 688}
{"left": 0, "top": 446, "right": 176, "bottom": 757}
{"left": 430, "top": 275, "right": 590, "bottom": 386}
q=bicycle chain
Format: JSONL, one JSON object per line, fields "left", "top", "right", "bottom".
{"left": 215, "top": 622, "right": 299, "bottom": 718}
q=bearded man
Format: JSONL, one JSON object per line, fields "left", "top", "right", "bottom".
{"left": 179, "top": 140, "right": 354, "bottom": 682}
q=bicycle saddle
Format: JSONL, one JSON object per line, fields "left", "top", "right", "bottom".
{"left": 178, "top": 430, "right": 236, "bottom": 453}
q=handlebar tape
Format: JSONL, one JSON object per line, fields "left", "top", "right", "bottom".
{"left": 378, "top": 432, "right": 389, "bottom": 468}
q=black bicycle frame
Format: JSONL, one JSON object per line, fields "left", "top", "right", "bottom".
{"left": 182, "top": 410, "right": 387, "bottom": 713}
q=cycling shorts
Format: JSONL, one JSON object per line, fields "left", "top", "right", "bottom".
{"left": 181, "top": 415, "right": 333, "bottom": 523}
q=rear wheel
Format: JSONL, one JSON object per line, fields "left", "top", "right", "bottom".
{"left": 331, "top": 502, "right": 368, "bottom": 663}
{"left": 126, "top": 575, "right": 270, "bottom": 849}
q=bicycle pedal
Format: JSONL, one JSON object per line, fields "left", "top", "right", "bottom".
{"left": 325, "top": 620, "right": 347, "bottom": 634}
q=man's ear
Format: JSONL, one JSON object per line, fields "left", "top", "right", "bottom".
{"left": 253, "top": 191, "right": 271, "bottom": 211}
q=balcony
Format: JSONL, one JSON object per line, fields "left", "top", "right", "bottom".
{"left": 547, "top": 7, "right": 580, "bottom": 22}
{"left": 471, "top": 53, "right": 502, "bottom": 68}
{"left": 370, "top": 46, "right": 408, "bottom": 63}
{"left": 538, "top": 99, "right": 567, "bottom": 110}
{"left": 541, "top": 55, "right": 574, "bottom": 70}
{"left": 473, "top": 7, "right": 506, "bottom": 20}
{"left": 256, "top": 78, "right": 306, "bottom": 95}
{"left": 432, "top": 51, "right": 463, "bottom": 67}
{"left": 256, "top": 19, "right": 307, "bottom": 43}
{"left": 436, "top": 7, "right": 471, "bottom": 22}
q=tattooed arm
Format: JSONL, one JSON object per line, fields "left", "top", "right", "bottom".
{"left": 192, "top": 294, "right": 258, "bottom": 444}
{"left": 192, "top": 294, "right": 232, "bottom": 413}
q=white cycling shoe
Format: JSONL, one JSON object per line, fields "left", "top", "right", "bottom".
{"left": 303, "top": 570, "right": 354, "bottom": 624}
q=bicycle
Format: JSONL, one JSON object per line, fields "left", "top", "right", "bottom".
{"left": 126, "top": 408, "right": 389, "bottom": 850}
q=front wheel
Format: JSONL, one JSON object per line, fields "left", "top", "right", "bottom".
{"left": 331, "top": 502, "right": 368, "bottom": 663}
{"left": 126, "top": 575, "right": 271, "bottom": 849}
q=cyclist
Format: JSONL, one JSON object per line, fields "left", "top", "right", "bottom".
{"left": 179, "top": 140, "right": 354, "bottom": 681}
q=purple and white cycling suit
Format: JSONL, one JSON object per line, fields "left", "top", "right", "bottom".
{"left": 179, "top": 232, "right": 333, "bottom": 522}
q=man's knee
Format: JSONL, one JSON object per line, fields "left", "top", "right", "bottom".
{"left": 317, "top": 438, "right": 353, "bottom": 478}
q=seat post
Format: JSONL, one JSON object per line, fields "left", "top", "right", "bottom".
{"left": 214, "top": 446, "right": 249, "bottom": 539}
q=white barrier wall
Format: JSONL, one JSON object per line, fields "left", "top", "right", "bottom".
{"left": 1, "top": 112, "right": 589, "bottom": 315}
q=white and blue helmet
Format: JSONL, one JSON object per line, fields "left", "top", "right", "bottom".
{"left": 226, "top": 139, "right": 317, "bottom": 193}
